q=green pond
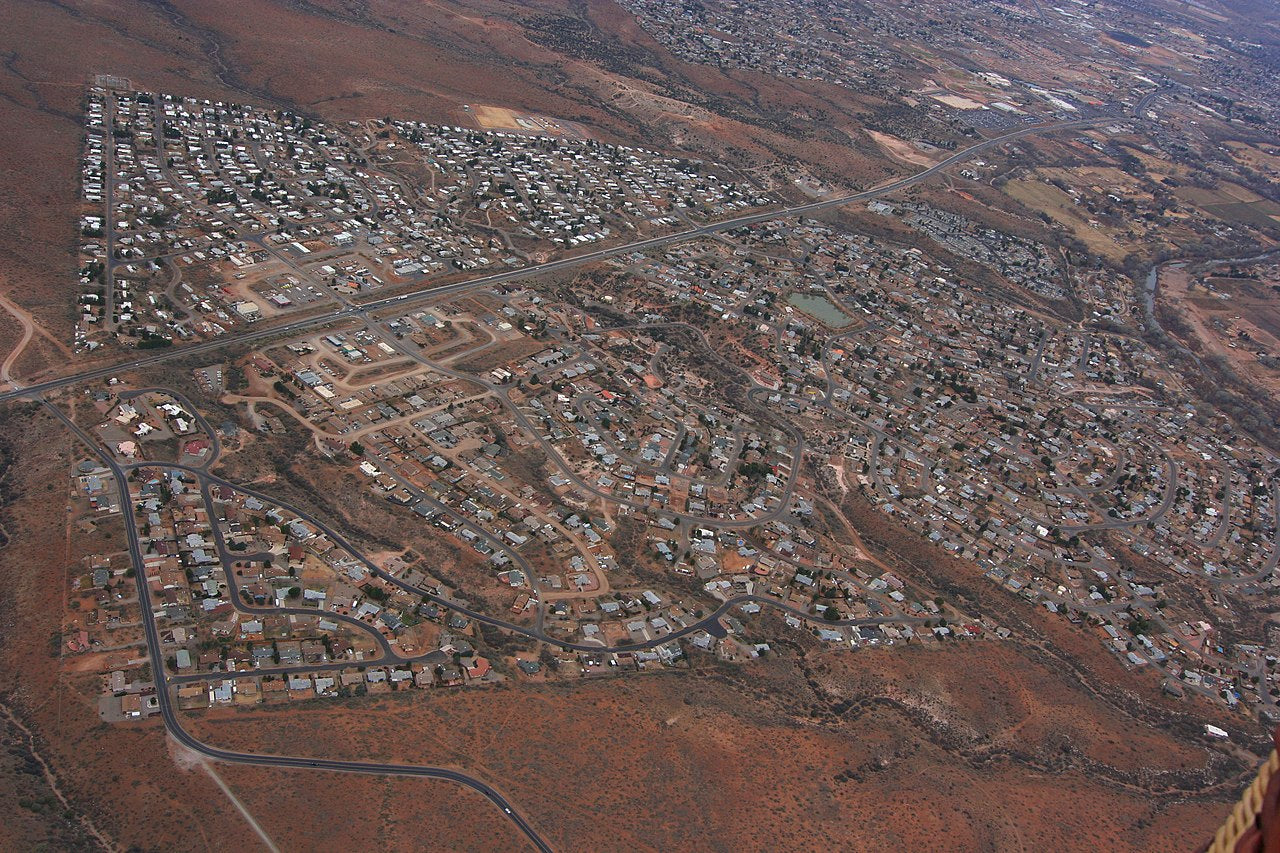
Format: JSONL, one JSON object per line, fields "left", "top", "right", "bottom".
{"left": 787, "top": 292, "right": 854, "bottom": 327}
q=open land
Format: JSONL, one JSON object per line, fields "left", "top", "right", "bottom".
{"left": 2, "top": 0, "right": 1280, "bottom": 850}
{"left": 185, "top": 641, "right": 1239, "bottom": 852}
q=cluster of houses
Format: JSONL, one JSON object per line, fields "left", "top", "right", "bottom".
{"left": 95, "top": 193, "right": 1280, "bottom": 722}
{"left": 74, "top": 68, "right": 1280, "bottom": 725}
{"left": 557, "top": 212, "right": 1280, "bottom": 717}
{"left": 77, "top": 87, "right": 766, "bottom": 352}
{"left": 619, "top": 0, "right": 1125, "bottom": 129}
{"left": 386, "top": 118, "right": 764, "bottom": 248}
{"left": 173, "top": 637, "right": 502, "bottom": 711}
{"left": 96, "top": 391, "right": 204, "bottom": 460}
{"left": 888, "top": 201, "right": 1072, "bottom": 302}
{"left": 514, "top": 334, "right": 796, "bottom": 523}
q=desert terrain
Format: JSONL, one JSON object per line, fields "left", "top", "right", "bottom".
{"left": 184, "top": 639, "right": 1242, "bottom": 852}
{"left": 1, "top": 0, "right": 1279, "bottom": 850}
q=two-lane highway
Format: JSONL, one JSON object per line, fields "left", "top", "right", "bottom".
{"left": 9, "top": 93, "right": 1166, "bottom": 851}
{"left": 0, "top": 109, "right": 1136, "bottom": 407}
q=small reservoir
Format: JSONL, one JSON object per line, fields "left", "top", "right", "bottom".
{"left": 787, "top": 292, "right": 854, "bottom": 327}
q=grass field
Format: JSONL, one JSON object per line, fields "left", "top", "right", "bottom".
{"left": 1175, "top": 183, "right": 1263, "bottom": 206}
{"left": 1202, "top": 201, "right": 1280, "bottom": 230}
{"left": 1003, "top": 178, "right": 1125, "bottom": 261}
{"left": 1223, "top": 141, "right": 1280, "bottom": 177}
{"left": 1176, "top": 184, "right": 1280, "bottom": 231}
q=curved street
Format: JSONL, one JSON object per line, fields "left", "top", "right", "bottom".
{"left": 22, "top": 89, "right": 1169, "bottom": 851}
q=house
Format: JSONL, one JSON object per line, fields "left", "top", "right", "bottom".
{"left": 277, "top": 641, "right": 302, "bottom": 664}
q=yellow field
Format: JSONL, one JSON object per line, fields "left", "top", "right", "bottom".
{"left": 469, "top": 104, "right": 587, "bottom": 138}
{"left": 1003, "top": 178, "right": 1125, "bottom": 261}
{"left": 931, "top": 93, "right": 986, "bottom": 110}
{"left": 1222, "top": 141, "right": 1280, "bottom": 177}
{"left": 865, "top": 129, "right": 937, "bottom": 167}
{"left": 472, "top": 104, "right": 522, "bottom": 129}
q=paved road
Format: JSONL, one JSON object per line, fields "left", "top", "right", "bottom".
{"left": 43, "top": 401, "right": 554, "bottom": 852}
{"left": 193, "top": 478, "right": 408, "bottom": 660}
{"left": 0, "top": 111, "right": 1127, "bottom": 407}
{"left": 46, "top": 393, "right": 928, "bottom": 853}
{"left": 49, "top": 390, "right": 927, "bottom": 832}
{"left": 141, "top": 459, "right": 925, "bottom": 656}
{"left": 15, "top": 92, "right": 1166, "bottom": 849}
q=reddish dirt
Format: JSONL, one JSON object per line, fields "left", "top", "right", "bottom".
{"left": 214, "top": 763, "right": 525, "bottom": 851}
{"left": 184, "top": 639, "right": 1242, "bottom": 852}
{"left": 0, "top": 402, "right": 271, "bottom": 850}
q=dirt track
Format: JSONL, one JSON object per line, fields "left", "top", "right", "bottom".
{"left": 0, "top": 290, "right": 71, "bottom": 388}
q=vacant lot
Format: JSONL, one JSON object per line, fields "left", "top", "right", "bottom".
{"left": 1003, "top": 178, "right": 1126, "bottom": 261}
{"left": 185, "top": 637, "right": 1242, "bottom": 852}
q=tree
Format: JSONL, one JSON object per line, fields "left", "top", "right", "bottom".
{"left": 349, "top": 441, "right": 365, "bottom": 457}
{"left": 287, "top": 586, "right": 301, "bottom": 599}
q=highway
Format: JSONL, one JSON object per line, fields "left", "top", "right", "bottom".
{"left": 14, "top": 93, "right": 1165, "bottom": 849}
{"left": 0, "top": 110, "right": 1128, "bottom": 407}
